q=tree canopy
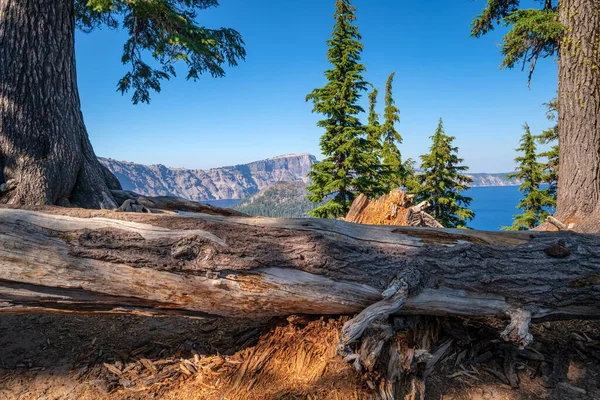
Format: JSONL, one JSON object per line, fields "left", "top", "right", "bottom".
{"left": 470, "top": 0, "right": 562, "bottom": 85}
{"left": 75, "top": 0, "right": 245, "bottom": 104}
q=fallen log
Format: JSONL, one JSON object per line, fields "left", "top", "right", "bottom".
{"left": 0, "top": 207, "right": 598, "bottom": 323}
{"left": 1, "top": 207, "right": 599, "bottom": 399}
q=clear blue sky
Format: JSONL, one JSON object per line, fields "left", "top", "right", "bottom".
{"left": 76, "top": 0, "right": 557, "bottom": 173}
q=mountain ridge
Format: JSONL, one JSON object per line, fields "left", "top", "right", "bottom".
{"left": 99, "top": 154, "right": 317, "bottom": 201}
{"left": 100, "top": 154, "right": 522, "bottom": 202}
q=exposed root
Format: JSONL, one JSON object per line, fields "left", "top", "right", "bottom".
{"left": 111, "top": 190, "right": 247, "bottom": 217}
{"left": 115, "top": 199, "right": 151, "bottom": 214}
{"left": 501, "top": 308, "right": 533, "bottom": 349}
{"left": 338, "top": 280, "right": 409, "bottom": 358}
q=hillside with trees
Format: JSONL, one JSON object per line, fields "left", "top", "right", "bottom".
{"left": 232, "top": 181, "right": 321, "bottom": 218}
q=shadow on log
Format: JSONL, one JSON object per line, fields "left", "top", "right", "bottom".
{"left": 0, "top": 207, "right": 598, "bottom": 398}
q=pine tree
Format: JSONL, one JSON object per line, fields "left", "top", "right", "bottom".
{"left": 363, "top": 87, "right": 388, "bottom": 198}
{"left": 0, "top": 0, "right": 245, "bottom": 208}
{"left": 306, "top": 0, "right": 379, "bottom": 218}
{"left": 416, "top": 119, "right": 474, "bottom": 228}
{"left": 380, "top": 72, "right": 416, "bottom": 192}
{"left": 504, "top": 124, "right": 555, "bottom": 230}
{"left": 537, "top": 98, "right": 559, "bottom": 206}
{"left": 472, "top": 0, "right": 600, "bottom": 229}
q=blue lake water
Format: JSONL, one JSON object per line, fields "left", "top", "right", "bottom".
{"left": 204, "top": 186, "right": 526, "bottom": 231}
{"left": 468, "top": 186, "right": 521, "bottom": 231}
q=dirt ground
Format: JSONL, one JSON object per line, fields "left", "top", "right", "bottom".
{"left": 0, "top": 314, "right": 599, "bottom": 400}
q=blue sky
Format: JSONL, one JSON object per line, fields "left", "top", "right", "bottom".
{"left": 76, "top": 0, "right": 557, "bottom": 173}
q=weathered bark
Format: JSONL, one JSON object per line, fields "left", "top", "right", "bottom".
{"left": 556, "top": 0, "right": 600, "bottom": 228}
{"left": 0, "top": 208, "right": 598, "bottom": 323}
{"left": 1, "top": 208, "right": 598, "bottom": 398}
{"left": 0, "top": 0, "right": 121, "bottom": 209}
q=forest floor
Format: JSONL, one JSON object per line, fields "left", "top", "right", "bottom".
{"left": 0, "top": 314, "right": 599, "bottom": 399}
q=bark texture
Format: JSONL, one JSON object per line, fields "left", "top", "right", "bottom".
{"left": 0, "top": 0, "right": 121, "bottom": 209}
{"left": 0, "top": 208, "right": 598, "bottom": 322}
{"left": 556, "top": 0, "right": 600, "bottom": 228}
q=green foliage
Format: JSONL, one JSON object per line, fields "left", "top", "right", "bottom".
{"left": 232, "top": 182, "right": 321, "bottom": 218}
{"left": 471, "top": 0, "right": 562, "bottom": 85}
{"left": 366, "top": 87, "right": 381, "bottom": 145}
{"left": 503, "top": 124, "right": 555, "bottom": 230}
{"left": 75, "top": 0, "right": 245, "bottom": 104}
{"left": 416, "top": 119, "right": 474, "bottom": 228}
{"left": 306, "top": 0, "right": 381, "bottom": 219}
{"left": 363, "top": 87, "right": 389, "bottom": 198}
{"left": 537, "top": 98, "right": 559, "bottom": 205}
{"left": 379, "top": 72, "right": 416, "bottom": 192}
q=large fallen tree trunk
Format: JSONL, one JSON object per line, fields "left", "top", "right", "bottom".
{"left": 1, "top": 207, "right": 599, "bottom": 399}
{"left": 1, "top": 207, "right": 598, "bottom": 322}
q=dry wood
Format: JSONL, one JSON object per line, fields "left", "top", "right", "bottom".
{"left": 0, "top": 207, "right": 598, "bottom": 324}
{"left": 546, "top": 216, "right": 569, "bottom": 231}
{"left": 344, "top": 189, "right": 443, "bottom": 228}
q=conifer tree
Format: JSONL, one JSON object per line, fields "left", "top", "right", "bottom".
{"left": 537, "top": 98, "right": 559, "bottom": 206}
{"left": 363, "top": 87, "right": 388, "bottom": 198}
{"left": 306, "top": 0, "right": 379, "bottom": 218}
{"left": 380, "top": 72, "right": 416, "bottom": 191}
{"left": 416, "top": 119, "right": 474, "bottom": 228}
{"left": 504, "top": 124, "right": 555, "bottom": 230}
{"left": 367, "top": 87, "right": 381, "bottom": 145}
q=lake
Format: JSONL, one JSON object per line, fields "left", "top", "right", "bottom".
{"left": 468, "top": 186, "right": 522, "bottom": 231}
{"left": 204, "top": 186, "right": 526, "bottom": 231}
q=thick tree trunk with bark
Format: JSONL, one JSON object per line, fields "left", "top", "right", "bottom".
{"left": 0, "top": 208, "right": 598, "bottom": 322}
{"left": 1, "top": 207, "right": 598, "bottom": 398}
{"left": 556, "top": 0, "right": 600, "bottom": 228}
{"left": 0, "top": 0, "right": 121, "bottom": 209}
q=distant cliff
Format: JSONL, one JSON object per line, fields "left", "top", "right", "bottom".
{"left": 468, "top": 173, "right": 522, "bottom": 187}
{"left": 100, "top": 154, "right": 521, "bottom": 203}
{"left": 100, "top": 154, "right": 317, "bottom": 201}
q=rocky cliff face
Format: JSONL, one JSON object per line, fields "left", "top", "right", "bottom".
{"left": 100, "top": 154, "right": 317, "bottom": 201}
{"left": 467, "top": 173, "right": 522, "bottom": 187}
{"left": 101, "top": 154, "right": 521, "bottom": 203}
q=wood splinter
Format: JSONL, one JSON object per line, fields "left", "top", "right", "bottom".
{"left": 501, "top": 308, "right": 533, "bottom": 349}
{"left": 338, "top": 280, "right": 409, "bottom": 368}
{"left": 546, "top": 216, "right": 574, "bottom": 231}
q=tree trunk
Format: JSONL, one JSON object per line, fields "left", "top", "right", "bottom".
{"left": 0, "top": 0, "right": 121, "bottom": 209}
{"left": 1, "top": 207, "right": 598, "bottom": 323}
{"left": 1, "top": 207, "right": 598, "bottom": 398}
{"left": 556, "top": 0, "right": 600, "bottom": 229}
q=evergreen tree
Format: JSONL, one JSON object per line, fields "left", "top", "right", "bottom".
{"left": 363, "top": 87, "right": 388, "bottom": 198}
{"left": 0, "top": 0, "right": 244, "bottom": 208}
{"left": 380, "top": 72, "right": 416, "bottom": 191}
{"left": 367, "top": 87, "right": 381, "bottom": 144}
{"left": 537, "top": 98, "right": 559, "bottom": 206}
{"left": 417, "top": 119, "right": 474, "bottom": 228}
{"left": 306, "top": 0, "right": 379, "bottom": 218}
{"left": 504, "top": 123, "right": 555, "bottom": 230}
{"left": 472, "top": 0, "right": 600, "bottom": 228}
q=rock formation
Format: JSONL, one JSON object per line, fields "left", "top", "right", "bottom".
{"left": 99, "top": 154, "right": 317, "bottom": 201}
